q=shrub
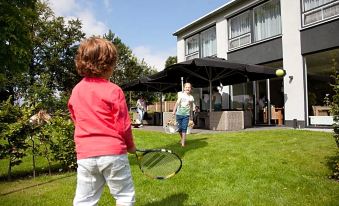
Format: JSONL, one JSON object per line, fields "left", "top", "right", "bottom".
{"left": 330, "top": 56, "right": 339, "bottom": 181}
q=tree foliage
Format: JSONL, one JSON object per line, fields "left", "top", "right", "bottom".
{"left": 165, "top": 56, "right": 177, "bottom": 68}
{"left": 104, "top": 30, "right": 156, "bottom": 85}
{"left": 103, "top": 30, "right": 159, "bottom": 106}
{"left": 163, "top": 56, "right": 178, "bottom": 101}
{"left": 0, "top": 97, "right": 33, "bottom": 180}
{"left": 0, "top": 0, "right": 38, "bottom": 101}
{"left": 27, "top": 1, "right": 85, "bottom": 94}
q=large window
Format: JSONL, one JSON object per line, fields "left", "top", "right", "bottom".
{"left": 185, "top": 26, "right": 216, "bottom": 60}
{"left": 302, "top": 0, "right": 339, "bottom": 26}
{"left": 228, "top": 0, "right": 281, "bottom": 50}
{"left": 305, "top": 48, "right": 339, "bottom": 126}
{"left": 200, "top": 27, "right": 217, "bottom": 58}
{"left": 185, "top": 34, "right": 199, "bottom": 60}
{"left": 229, "top": 11, "right": 251, "bottom": 49}
{"left": 253, "top": 0, "right": 281, "bottom": 41}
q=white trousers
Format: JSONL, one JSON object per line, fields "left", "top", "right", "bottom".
{"left": 136, "top": 108, "right": 145, "bottom": 124}
{"left": 73, "top": 155, "right": 135, "bottom": 206}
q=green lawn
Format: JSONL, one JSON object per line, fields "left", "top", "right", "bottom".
{"left": 0, "top": 129, "right": 338, "bottom": 205}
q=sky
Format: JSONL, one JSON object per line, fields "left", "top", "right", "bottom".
{"left": 47, "top": 0, "right": 230, "bottom": 71}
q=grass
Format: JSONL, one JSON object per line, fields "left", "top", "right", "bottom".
{"left": 0, "top": 129, "right": 338, "bottom": 205}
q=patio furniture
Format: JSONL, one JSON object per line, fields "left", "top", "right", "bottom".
{"left": 312, "top": 106, "right": 330, "bottom": 116}
{"left": 263, "top": 106, "right": 284, "bottom": 125}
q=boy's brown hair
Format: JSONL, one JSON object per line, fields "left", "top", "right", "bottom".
{"left": 75, "top": 37, "right": 118, "bottom": 77}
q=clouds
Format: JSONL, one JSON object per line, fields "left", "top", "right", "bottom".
{"left": 47, "top": 0, "right": 109, "bottom": 36}
{"left": 133, "top": 46, "right": 176, "bottom": 71}
{"left": 46, "top": 0, "right": 174, "bottom": 71}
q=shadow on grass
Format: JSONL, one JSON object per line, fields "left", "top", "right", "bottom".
{"left": 129, "top": 137, "right": 208, "bottom": 167}
{"left": 141, "top": 193, "right": 201, "bottom": 206}
{"left": 168, "top": 137, "right": 208, "bottom": 158}
{"left": 0, "top": 172, "right": 75, "bottom": 196}
{"left": 0, "top": 163, "right": 72, "bottom": 182}
{"left": 0, "top": 162, "right": 76, "bottom": 182}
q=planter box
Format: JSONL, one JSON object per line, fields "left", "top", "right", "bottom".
{"left": 309, "top": 116, "right": 333, "bottom": 125}
{"left": 209, "top": 111, "right": 244, "bottom": 131}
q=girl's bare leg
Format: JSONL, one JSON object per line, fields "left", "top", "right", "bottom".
{"left": 181, "top": 132, "right": 186, "bottom": 147}
{"left": 178, "top": 132, "right": 182, "bottom": 142}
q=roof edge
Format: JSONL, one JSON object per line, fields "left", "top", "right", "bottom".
{"left": 173, "top": 0, "right": 239, "bottom": 36}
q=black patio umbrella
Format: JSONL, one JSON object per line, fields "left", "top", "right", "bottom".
{"left": 148, "top": 57, "right": 279, "bottom": 88}
{"left": 120, "top": 77, "right": 180, "bottom": 92}
{"left": 148, "top": 56, "right": 283, "bottom": 112}
{"left": 120, "top": 77, "right": 182, "bottom": 125}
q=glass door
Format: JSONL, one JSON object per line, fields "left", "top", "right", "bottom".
{"left": 255, "top": 80, "right": 268, "bottom": 125}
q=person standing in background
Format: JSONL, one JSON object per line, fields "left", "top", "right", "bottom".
{"left": 212, "top": 87, "right": 222, "bottom": 111}
{"left": 136, "top": 95, "right": 147, "bottom": 126}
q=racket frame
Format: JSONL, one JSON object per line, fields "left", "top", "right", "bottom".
{"left": 135, "top": 148, "right": 182, "bottom": 180}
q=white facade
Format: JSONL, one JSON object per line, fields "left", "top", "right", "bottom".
{"left": 280, "top": 0, "right": 305, "bottom": 123}
{"left": 173, "top": 0, "right": 339, "bottom": 127}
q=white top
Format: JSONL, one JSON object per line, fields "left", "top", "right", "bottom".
{"left": 136, "top": 98, "right": 147, "bottom": 111}
{"left": 176, "top": 92, "right": 195, "bottom": 116}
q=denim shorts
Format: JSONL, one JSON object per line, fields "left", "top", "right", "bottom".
{"left": 73, "top": 155, "right": 135, "bottom": 206}
{"left": 176, "top": 115, "right": 189, "bottom": 133}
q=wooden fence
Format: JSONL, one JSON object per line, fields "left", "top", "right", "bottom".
{"left": 147, "top": 101, "right": 176, "bottom": 112}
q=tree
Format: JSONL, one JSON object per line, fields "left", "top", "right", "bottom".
{"left": 0, "top": 97, "right": 33, "bottom": 180}
{"left": 103, "top": 30, "right": 158, "bottom": 106}
{"left": 27, "top": 1, "right": 85, "bottom": 94}
{"left": 165, "top": 56, "right": 177, "bottom": 68}
{"left": 163, "top": 56, "right": 178, "bottom": 101}
{"left": 104, "top": 30, "right": 156, "bottom": 85}
{"left": 0, "top": 0, "right": 38, "bottom": 101}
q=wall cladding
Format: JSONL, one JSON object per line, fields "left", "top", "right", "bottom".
{"left": 227, "top": 37, "right": 283, "bottom": 65}
{"left": 301, "top": 19, "right": 339, "bottom": 54}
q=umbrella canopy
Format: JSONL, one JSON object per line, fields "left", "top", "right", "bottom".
{"left": 148, "top": 57, "right": 282, "bottom": 114}
{"left": 148, "top": 57, "right": 279, "bottom": 88}
{"left": 120, "top": 77, "right": 181, "bottom": 92}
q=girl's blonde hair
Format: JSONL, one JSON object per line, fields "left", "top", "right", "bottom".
{"left": 184, "top": 82, "right": 192, "bottom": 87}
{"left": 75, "top": 37, "right": 118, "bottom": 77}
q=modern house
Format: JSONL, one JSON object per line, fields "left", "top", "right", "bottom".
{"left": 173, "top": 0, "right": 339, "bottom": 128}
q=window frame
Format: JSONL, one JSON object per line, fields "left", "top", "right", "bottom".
{"left": 228, "top": 0, "right": 282, "bottom": 51}
{"left": 302, "top": 0, "right": 339, "bottom": 26}
{"left": 184, "top": 26, "right": 217, "bottom": 60}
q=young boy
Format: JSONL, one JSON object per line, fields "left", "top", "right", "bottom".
{"left": 68, "top": 37, "right": 136, "bottom": 206}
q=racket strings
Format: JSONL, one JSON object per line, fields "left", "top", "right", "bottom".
{"left": 140, "top": 152, "right": 181, "bottom": 178}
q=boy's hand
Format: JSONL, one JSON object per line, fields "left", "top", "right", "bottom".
{"left": 128, "top": 147, "right": 136, "bottom": 154}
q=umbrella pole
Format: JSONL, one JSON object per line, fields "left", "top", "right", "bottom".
{"left": 160, "top": 92, "right": 163, "bottom": 126}
{"left": 209, "top": 81, "right": 212, "bottom": 112}
{"left": 181, "top": 77, "right": 184, "bottom": 91}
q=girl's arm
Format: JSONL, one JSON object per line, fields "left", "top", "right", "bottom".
{"left": 172, "top": 101, "right": 178, "bottom": 116}
{"left": 190, "top": 96, "right": 196, "bottom": 119}
{"left": 172, "top": 96, "right": 181, "bottom": 115}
